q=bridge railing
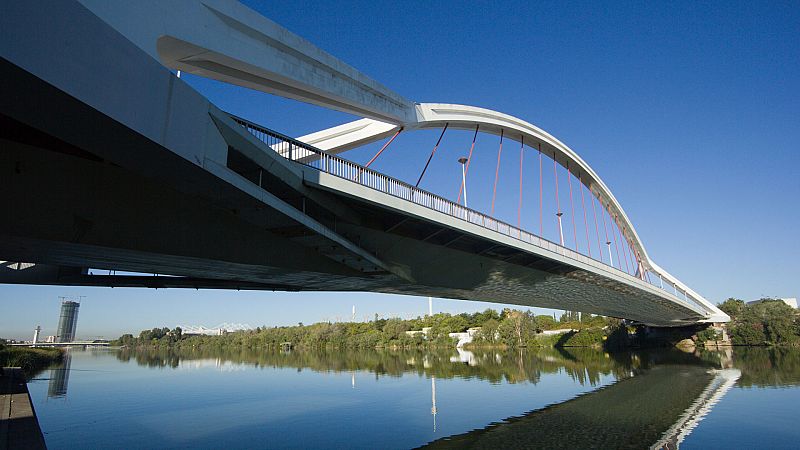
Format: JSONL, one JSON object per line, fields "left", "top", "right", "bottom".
{"left": 231, "top": 115, "right": 708, "bottom": 313}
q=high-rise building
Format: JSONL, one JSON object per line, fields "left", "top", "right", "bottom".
{"left": 56, "top": 300, "right": 80, "bottom": 343}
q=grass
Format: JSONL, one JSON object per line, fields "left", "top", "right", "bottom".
{"left": 0, "top": 345, "right": 63, "bottom": 377}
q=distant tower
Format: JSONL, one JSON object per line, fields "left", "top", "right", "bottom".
{"left": 56, "top": 299, "right": 80, "bottom": 343}
{"left": 352, "top": 305, "right": 356, "bottom": 322}
{"left": 428, "top": 297, "right": 433, "bottom": 317}
{"left": 32, "top": 325, "right": 41, "bottom": 346}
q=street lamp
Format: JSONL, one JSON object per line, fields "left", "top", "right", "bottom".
{"left": 458, "top": 157, "right": 469, "bottom": 208}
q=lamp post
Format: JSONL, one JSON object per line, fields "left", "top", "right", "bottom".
{"left": 458, "top": 157, "right": 469, "bottom": 208}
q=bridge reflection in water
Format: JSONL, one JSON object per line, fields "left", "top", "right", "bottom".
{"left": 422, "top": 363, "right": 738, "bottom": 449}
{"left": 109, "top": 347, "right": 743, "bottom": 448}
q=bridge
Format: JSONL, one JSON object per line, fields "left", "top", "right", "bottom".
{"left": 8, "top": 342, "right": 109, "bottom": 348}
{"left": 0, "top": 0, "right": 728, "bottom": 326}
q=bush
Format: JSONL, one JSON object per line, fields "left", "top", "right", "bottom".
{"left": 557, "top": 329, "right": 605, "bottom": 348}
{"left": 0, "top": 347, "right": 63, "bottom": 377}
{"left": 696, "top": 327, "right": 721, "bottom": 343}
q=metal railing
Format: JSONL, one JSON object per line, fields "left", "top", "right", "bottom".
{"left": 230, "top": 115, "right": 708, "bottom": 313}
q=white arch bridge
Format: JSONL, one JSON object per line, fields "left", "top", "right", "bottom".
{"left": 0, "top": 0, "right": 727, "bottom": 326}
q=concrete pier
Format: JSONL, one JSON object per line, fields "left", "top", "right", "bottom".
{"left": 0, "top": 368, "right": 47, "bottom": 450}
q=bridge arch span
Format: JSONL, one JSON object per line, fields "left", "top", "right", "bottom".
{"left": 296, "top": 103, "right": 725, "bottom": 322}
{"left": 66, "top": 0, "right": 727, "bottom": 323}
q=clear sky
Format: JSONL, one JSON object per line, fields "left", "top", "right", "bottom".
{"left": 2, "top": 0, "right": 798, "bottom": 340}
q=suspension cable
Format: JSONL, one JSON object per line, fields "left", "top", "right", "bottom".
{"left": 622, "top": 227, "right": 633, "bottom": 275}
{"left": 567, "top": 163, "right": 578, "bottom": 252}
{"left": 518, "top": 136, "right": 524, "bottom": 228}
{"left": 538, "top": 143, "right": 543, "bottom": 237}
{"left": 601, "top": 200, "right": 612, "bottom": 267}
{"left": 365, "top": 127, "right": 403, "bottom": 168}
{"left": 491, "top": 129, "right": 504, "bottom": 215}
{"left": 579, "top": 173, "right": 592, "bottom": 258}
{"left": 457, "top": 125, "right": 479, "bottom": 204}
{"left": 553, "top": 152, "right": 564, "bottom": 245}
{"left": 415, "top": 124, "right": 448, "bottom": 187}
{"left": 591, "top": 191, "right": 603, "bottom": 262}
{"left": 612, "top": 215, "right": 624, "bottom": 272}
{"left": 628, "top": 235, "right": 641, "bottom": 279}
{"left": 635, "top": 245, "right": 643, "bottom": 279}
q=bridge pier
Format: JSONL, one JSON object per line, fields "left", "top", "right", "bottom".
{"left": 631, "top": 323, "right": 730, "bottom": 349}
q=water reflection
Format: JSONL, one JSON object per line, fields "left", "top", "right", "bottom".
{"left": 115, "top": 346, "right": 647, "bottom": 387}
{"left": 47, "top": 351, "right": 71, "bottom": 398}
{"left": 34, "top": 346, "right": 800, "bottom": 448}
{"left": 422, "top": 365, "right": 741, "bottom": 449}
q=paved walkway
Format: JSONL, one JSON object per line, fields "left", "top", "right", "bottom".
{"left": 0, "top": 368, "right": 46, "bottom": 450}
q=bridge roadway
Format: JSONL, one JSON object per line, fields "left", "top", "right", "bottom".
{"left": 0, "top": 1, "right": 727, "bottom": 326}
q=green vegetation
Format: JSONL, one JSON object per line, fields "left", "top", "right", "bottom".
{"left": 732, "top": 347, "right": 800, "bottom": 387}
{"left": 0, "top": 344, "right": 63, "bottom": 377}
{"left": 113, "top": 308, "right": 620, "bottom": 350}
{"left": 718, "top": 298, "right": 800, "bottom": 346}
{"left": 114, "top": 346, "right": 676, "bottom": 387}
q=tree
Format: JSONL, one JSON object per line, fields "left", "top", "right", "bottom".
{"left": 435, "top": 315, "right": 469, "bottom": 335}
{"left": 719, "top": 298, "right": 746, "bottom": 318}
{"left": 382, "top": 319, "right": 409, "bottom": 340}
{"left": 499, "top": 310, "right": 535, "bottom": 347}
{"left": 171, "top": 327, "right": 183, "bottom": 342}
{"left": 535, "top": 315, "right": 557, "bottom": 330}
{"left": 478, "top": 318, "right": 500, "bottom": 343}
{"left": 560, "top": 311, "right": 580, "bottom": 323}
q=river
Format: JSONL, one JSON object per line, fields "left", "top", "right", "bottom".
{"left": 27, "top": 346, "right": 800, "bottom": 449}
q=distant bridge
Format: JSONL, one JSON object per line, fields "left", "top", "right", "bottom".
{"left": 8, "top": 342, "right": 109, "bottom": 348}
{"left": 179, "top": 323, "right": 254, "bottom": 335}
{"left": 0, "top": 1, "right": 727, "bottom": 326}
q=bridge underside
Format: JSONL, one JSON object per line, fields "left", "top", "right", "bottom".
{"left": 0, "top": 1, "right": 715, "bottom": 326}
{"left": 1, "top": 55, "right": 703, "bottom": 326}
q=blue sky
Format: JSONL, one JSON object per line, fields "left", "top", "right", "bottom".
{"left": 2, "top": 0, "right": 798, "bottom": 340}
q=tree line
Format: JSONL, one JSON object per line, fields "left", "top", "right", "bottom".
{"left": 716, "top": 298, "right": 800, "bottom": 346}
{"left": 112, "top": 308, "right": 617, "bottom": 350}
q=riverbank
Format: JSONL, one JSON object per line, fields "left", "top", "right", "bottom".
{"left": 113, "top": 298, "right": 800, "bottom": 353}
{"left": 0, "top": 346, "right": 63, "bottom": 378}
{"left": 113, "top": 308, "right": 619, "bottom": 350}
{"left": 0, "top": 367, "right": 47, "bottom": 450}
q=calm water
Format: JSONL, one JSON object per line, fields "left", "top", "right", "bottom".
{"left": 27, "top": 346, "right": 800, "bottom": 449}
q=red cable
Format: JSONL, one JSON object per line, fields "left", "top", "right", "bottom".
{"left": 553, "top": 152, "right": 562, "bottom": 244}
{"left": 613, "top": 216, "right": 626, "bottom": 273}
{"left": 538, "top": 144, "right": 543, "bottom": 237}
{"left": 365, "top": 128, "right": 402, "bottom": 168}
{"left": 632, "top": 243, "right": 643, "bottom": 279}
{"left": 416, "top": 124, "right": 448, "bottom": 187}
{"left": 622, "top": 228, "right": 633, "bottom": 275}
{"left": 634, "top": 248, "right": 643, "bottom": 279}
{"left": 567, "top": 163, "right": 578, "bottom": 252}
{"left": 579, "top": 173, "right": 592, "bottom": 258}
{"left": 518, "top": 136, "right": 524, "bottom": 228}
{"left": 457, "top": 125, "right": 479, "bottom": 204}
{"left": 491, "top": 129, "right": 504, "bottom": 215}
{"left": 612, "top": 215, "right": 622, "bottom": 270}
{"left": 601, "top": 201, "right": 611, "bottom": 265}
{"left": 591, "top": 191, "right": 603, "bottom": 262}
